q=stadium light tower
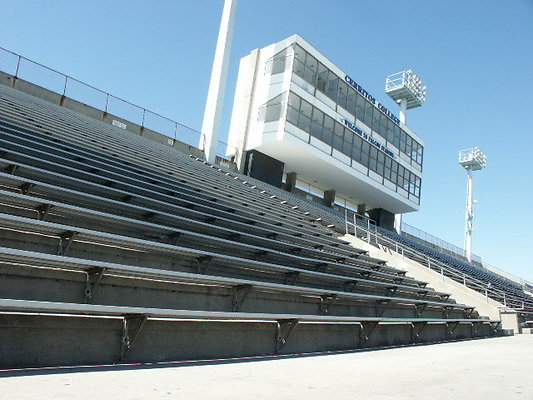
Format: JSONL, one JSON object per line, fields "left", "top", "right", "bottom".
{"left": 201, "top": 0, "right": 239, "bottom": 164}
{"left": 459, "top": 147, "right": 487, "bottom": 263}
{"left": 385, "top": 69, "right": 426, "bottom": 124}
{"left": 385, "top": 69, "right": 426, "bottom": 233}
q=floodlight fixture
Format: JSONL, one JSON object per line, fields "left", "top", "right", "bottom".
{"left": 385, "top": 69, "right": 426, "bottom": 124}
{"left": 459, "top": 147, "right": 487, "bottom": 171}
{"left": 459, "top": 147, "right": 487, "bottom": 263}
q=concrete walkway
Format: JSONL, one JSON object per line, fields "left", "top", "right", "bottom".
{"left": 1, "top": 335, "right": 532, "bottom": 399}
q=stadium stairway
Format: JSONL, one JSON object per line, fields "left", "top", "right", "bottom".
{"left": 0, "top": 83, "right": 501, "bottom": 368}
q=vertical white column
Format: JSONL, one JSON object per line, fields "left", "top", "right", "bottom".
{"left": 399, "top": 98, "right": 407, "bottom": 124}
{"left": 394, "top": 213, "right": 402, "bottom": 234}
{"left": 465, "top": 168, "right": 474, "bottom": 262}
{"left": 201, "top": 0, "right": 239, "bottom": 163}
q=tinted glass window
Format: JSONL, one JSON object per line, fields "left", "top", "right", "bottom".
{"left": 364, "top": 101, "right": 373, "bottom": 128}
{"left": 346, "top": 89, "right": 357, "bottom": 116}
{"left": 326, "top": 72, "right": 339, "bottom": 101}
{"left": 337, "top": 81, "right": 349, "bottom": 109}
{"left": 316, "top": 63, "right": 328, "bottom": 93}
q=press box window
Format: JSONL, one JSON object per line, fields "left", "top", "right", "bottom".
{"left": 316, "top": 63, "right": 328, "bottom": 93}
{"left": 304, "top": 53, "right": 318, "bottom": 85}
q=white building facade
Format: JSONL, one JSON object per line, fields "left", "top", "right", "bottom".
{"left": 228, "top": 35, "right": 424, "bottom": 224}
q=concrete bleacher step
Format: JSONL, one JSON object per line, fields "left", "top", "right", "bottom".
{"left": 1, "top": 190, "right": 448, "bottom": 298}
{"left": 0, "top": 150, "right": 362, "bottom": 260}
{"left": 0, "top": 247, "right": 467, "bottom": 318}
{"left": 0, "top": 180, "right": 422, "bottom": 292}
{"left": 1, "top": 214, "right": 468, "bottom": 315}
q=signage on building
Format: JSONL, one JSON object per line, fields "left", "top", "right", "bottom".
{"left": 344, "top": 75, "right": 401, "bottom": 125}
{"left": 343, "top": 119, "right": 396, "bottom": 158}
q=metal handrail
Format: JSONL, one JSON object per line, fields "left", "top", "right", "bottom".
{"left": 401, "top": 221, "right": 482, "bottom": 263}
{"left": 0, "top": 45, "right": 246, "bottom": 161}
{"left": 345, "top": 220, "right": 533, "bottom": 310}
{"left": 344, "top": 209, "right": 377, "bottom": 234}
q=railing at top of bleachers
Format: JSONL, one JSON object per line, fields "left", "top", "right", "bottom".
{"left": 481, "top": 262, "right": 533, "bottom": 290}
{"left": 345, "top": 218, "right": 532, "bottom": 310}
{"left": 401, "top": 221, "right": 482, "bottom": 264}
{"left": 0, "top": 46, "right": 235, "bottom": 161}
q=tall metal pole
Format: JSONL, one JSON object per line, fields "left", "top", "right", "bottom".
{"left": 464, "top": 168, "right": 474, "bottom": 262}
{"left": 459, "top": 147, "right": 486, "bottom": 263}
{"left": 201, "top": 0, "right": 239, "bottom": 163}
{"left": 399, "top": 98, "right": 407, "bottom": 124}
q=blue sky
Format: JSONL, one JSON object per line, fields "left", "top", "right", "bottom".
{"left": 1, "top": 0, "right": 532, "bottom": 281}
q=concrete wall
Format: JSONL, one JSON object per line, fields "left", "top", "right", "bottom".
{"left": 342, "top": 234, "right": 519, "bottom": 332}
{"left": 0, "top": 312, "right": 493, "bottom": 369}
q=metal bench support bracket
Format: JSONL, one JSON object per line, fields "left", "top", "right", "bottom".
{"left": 120, "top": 314, "right": 148, "bottom": 361}
{"left": 275, "top": 319, "right": 298, "bottom": 353}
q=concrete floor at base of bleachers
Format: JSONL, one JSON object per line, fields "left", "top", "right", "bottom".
{"left": 0, "top": 335, "right": 531, "bottom": 400}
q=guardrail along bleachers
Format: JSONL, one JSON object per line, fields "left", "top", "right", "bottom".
{"left": 377, "top": 229, "right": 533, "bottom": 308}
{"left": 0, "top": 84, "right": 500, "bottom": 368}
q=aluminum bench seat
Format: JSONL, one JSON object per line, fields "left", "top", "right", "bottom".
{"left": 0, "top": 247, "right": 450, "bottom": 302}
{"left": 0, "top": 247, "right": 457, "bottom": 313}
{"left": 0, "top": 153, "right": 365, "bottom": 259}
{"left": 0, "top": 297, "right": 500, "bottom": 365}
{"left": 0, "top": 125, "right": 329, "bottom": 236}
{"left": 0, "top": 104, "right": 335, "bottom": 237}
{"left": 0, "top": 298, "right": 496, "bottom": 326}
{"left": 1, "top": 214, "right": 445, "bottom": 298}
{"left": 0, "top": 161, "right": 383, "bottom": 268}
{"left": 0, "top": 189, "right": 419, "bottom": 285}
{"left": 0, "top": 172, "right": 380, "bottom": 271}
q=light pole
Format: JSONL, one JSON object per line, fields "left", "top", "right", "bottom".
{"left": 385, "top": 69, "right": 426, "bottom": 233}
{"left": 459, "top": 147, "right": 487, "bottom": 262}
{"left": 201, "top": 0, "right": 239, "bottom": 164}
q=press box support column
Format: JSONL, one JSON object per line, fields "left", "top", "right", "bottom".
{"left": 285, "top": 172, "right": 297, "bottom": 193}
{"left": 323, "top": 190, "right": 336, "bottom": 208}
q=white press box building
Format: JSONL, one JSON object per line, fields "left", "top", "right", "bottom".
{"left": 228, "top": 35, "right": 424, "bottom": 230}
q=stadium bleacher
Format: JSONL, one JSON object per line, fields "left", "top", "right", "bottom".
{"left": 221, "top": 154, "right": 533, "bottom": 318}
{"left": 0, "top": 82, "right": 503, "bottom": 368}
{"left": 215, "top": 163, "right": 533, "bottom": 317}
